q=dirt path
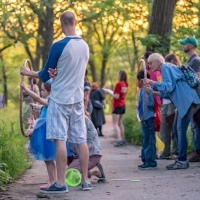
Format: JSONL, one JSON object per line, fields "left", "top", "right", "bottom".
{"left": 1, "top": 115, "right": 200, "bottom": 200}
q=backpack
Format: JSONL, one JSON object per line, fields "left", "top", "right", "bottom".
{"left": 179, "top": 65, "right": 199, "bottom": 88}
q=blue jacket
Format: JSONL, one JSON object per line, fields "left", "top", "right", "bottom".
{"left": 153, "top": 63, "right": 200, "bottom": 118}
{"left": 138, "top": 87, "right": 154, "bottom": 121}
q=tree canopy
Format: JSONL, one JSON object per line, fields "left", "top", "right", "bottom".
{"left": 0, "top": 0, "right": 200, "bottom": 104}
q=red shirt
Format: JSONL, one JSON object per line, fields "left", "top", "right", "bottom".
{"left": 113, "top": 81, "right": 128, "bottom": 108}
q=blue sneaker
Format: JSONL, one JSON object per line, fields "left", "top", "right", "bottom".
{"left": 138, "top": 164, "right": 157, "bottom": 170}
{"left": 40, "top": 182, "right": 68, "bottom": 194}
{"left": 81, "top": 181, "right": 93, "bottom": 191}
{"left": 138, "top": 164, "right": 145, "bottom": 168}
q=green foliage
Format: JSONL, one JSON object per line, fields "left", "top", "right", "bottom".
{"left": 139, "top": 34, "right": 162, "bottom": 48}
{"left": 139, "top": 33, "right": 171, "bottom": 56}
{"left": 123, "top": 103, "right": 142, "bottom": 145}
{"left": 0, "top": 162, "right": 12, "bottom": 191}
{"left": 0, "top": 107, "right": 29, "bottom": 190}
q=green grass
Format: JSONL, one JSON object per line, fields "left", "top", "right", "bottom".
{"left": 0, "top": 106, "right": 29, "bottom": 190}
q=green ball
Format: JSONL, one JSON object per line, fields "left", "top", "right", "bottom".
{"left": 65, "top": 168, "right": 82, "bottom": 187}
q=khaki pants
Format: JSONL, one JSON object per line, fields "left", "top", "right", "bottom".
{"left": 160, "top": 103, "right": 178, "bottom": 156}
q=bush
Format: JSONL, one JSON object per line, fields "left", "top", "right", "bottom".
{"left": 123, "top": 104, "right": 142, "bottom": 145}
{"left": 0, "top": 162, "right": 12, "bottom": 191}
{"left": 0, "top": 107, "right": 29, "bottom": 190}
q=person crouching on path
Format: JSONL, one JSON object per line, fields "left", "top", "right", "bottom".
{"left": 68, "top": 109, "right": 106, "bottom": 182}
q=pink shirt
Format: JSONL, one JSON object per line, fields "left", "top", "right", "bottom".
{"left": 147, "top": 66, "right": 162, "bottom": 82}
{"left": 147, "top": 66, "right": 162, "bottom": 106}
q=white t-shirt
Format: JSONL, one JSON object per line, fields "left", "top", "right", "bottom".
{"left": 38, "top": 36, "right": 89, "bottom": 105}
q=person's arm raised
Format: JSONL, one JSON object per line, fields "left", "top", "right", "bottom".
{"left": 20, "top": 66, "right": 39, "bottom": 78}
{"left": 20, "top": 82, "right": 48, "bottom": 106}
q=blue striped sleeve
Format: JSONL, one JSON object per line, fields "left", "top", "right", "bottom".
{"left": 38, "top": 38, "right": 71, "bottom": 82}
{"left": 38, "top": 43, "right": 60, "bottom": 82}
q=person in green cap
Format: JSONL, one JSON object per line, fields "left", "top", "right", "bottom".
{"left": 180, "top": 36, "right": 200, "bottom": 162}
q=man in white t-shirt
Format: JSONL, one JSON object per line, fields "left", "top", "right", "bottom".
{"left": 20, "top": 11, "right": 92, "bottom": 193}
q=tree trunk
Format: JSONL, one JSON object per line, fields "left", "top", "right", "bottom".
{"left": 147, "top": 0, "right": 178, "bottom": 55}
{"left": 88, "top": 59, "right": 97, "bottom": 82}
{"left": 100, "top": 53, "right": 109, "bottom": 88}
{"left": 0, "top": 54, "right": 7, "bottom": 106}
{"left": 131, "top": 31, "right": 139, "bottom": 72}
{"left": 32, "top": 4, "right": 54, "bottom": 71}
{"left": 41, "top": 6, "right": 54, "bottom": 67}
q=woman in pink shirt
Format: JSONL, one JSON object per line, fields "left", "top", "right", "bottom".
{"left": 144, "top": 51, "right": 162, "bottom": 107}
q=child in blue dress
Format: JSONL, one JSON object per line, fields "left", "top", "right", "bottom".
{"left": 21, "top": 81, "right": 58, "bottom": 189}
{"left": 136, "top": 70, "right": 157, "bottom": 170}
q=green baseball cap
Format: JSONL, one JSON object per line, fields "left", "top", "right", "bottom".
{"left": 180, "top": 37, "right": 198, "bottom": 47}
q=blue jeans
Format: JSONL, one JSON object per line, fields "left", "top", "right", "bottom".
{"left": 141, "top": 117, "right": 157, "bottom": 166}
{"left": 191, "top": 106, "right": 200, "bottom": 152}
{"left": 173, "top": 106, "right": 193, "bottom": 161}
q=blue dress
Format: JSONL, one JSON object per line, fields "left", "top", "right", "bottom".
{"left": 29, "top": 106, "right": 56, "bottom": 161}
{"left": 29, "top": 106, "right": 72, "bottom": 160}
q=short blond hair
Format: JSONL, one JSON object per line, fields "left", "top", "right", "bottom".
{"left": 148, "top": 53, "right": 165, "bottom": 64}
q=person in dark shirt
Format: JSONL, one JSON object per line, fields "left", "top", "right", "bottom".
{"left": 90, "top": 82, "right": 106, "bottom": 137}
{"left": 180, "top": 37, "right": 200, "bottom": 162}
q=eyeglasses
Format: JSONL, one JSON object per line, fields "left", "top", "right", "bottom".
{"left": 148, "top": 61, "right": 152, "bottom": 65}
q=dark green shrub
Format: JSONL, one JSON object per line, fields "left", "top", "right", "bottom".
{"left": 123, "top": 104, "right": 142, "bottom": 145}
{"left": 0, "top": 107, "right": 29, "bottom": 190}
{"left": 0, "top": 162, "right": 12, "bottom": 191}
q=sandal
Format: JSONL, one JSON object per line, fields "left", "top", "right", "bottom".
{"left": 96, "top": 163, "right": 106, "bottom": 183}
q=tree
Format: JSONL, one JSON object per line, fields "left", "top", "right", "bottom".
{"left": 74, "top": 0, "right": 149, "bottom": 87}
{"left": 171, "top": 0, "right": 200, "bottom": 60}
{"left": 0, "top": 0, "right": 104, "bottom": 72}
{"left": 146, "top": 0, "right": 179, "bottom": 55}
{"left": 0, "top": 35, "right": 17, "bottom": 106}
{"left": 73, "top": 0, "right": 125, "bottom": 87}
{"left": 0, "top": 0, "right": 66, "bottom": 71}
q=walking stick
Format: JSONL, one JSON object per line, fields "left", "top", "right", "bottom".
{"left": 19, "top": 59, "right": 34, "bottom": 137}
{"left": 135, "top": 59, "right": 147, "bottom": 121}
